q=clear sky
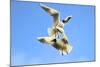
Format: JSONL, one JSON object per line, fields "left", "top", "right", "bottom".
{"left": 11, "top": 0, "right": 95, "bottom": 66}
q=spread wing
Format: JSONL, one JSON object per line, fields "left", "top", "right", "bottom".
{"left": 40, "top": 3, "right": 60, "bottom": 26}
{"left": 37, "top": 36, "right": 55, "bottom": 45}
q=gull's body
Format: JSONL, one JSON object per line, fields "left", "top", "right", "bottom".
{"left": 37, "top": 4, "right": 72, "bottom": 55}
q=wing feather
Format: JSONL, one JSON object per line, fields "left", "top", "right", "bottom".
{"left": 40, "top": 3, "right": 60, "bottom": 26}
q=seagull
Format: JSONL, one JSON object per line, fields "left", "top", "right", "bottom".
{"left": 40, "top": 3, "right": 72, "bottom": 37}
{"left": 37, "top": 3, "right": 72, "bottom": 55}
{"left": 37, "top": 33, "right": 72, "bottom": 55}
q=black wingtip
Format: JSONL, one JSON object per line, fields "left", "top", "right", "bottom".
{"left": 62, "top": 16, "right": 72, "bottom": 23}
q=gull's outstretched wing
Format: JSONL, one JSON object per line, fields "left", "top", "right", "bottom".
{"left": 37, "top": 36, "right": 55, "bottom": 45}
{"left": 40, "top": 3, "right": 60, "bottom": 26}
{"left": 62, "top": 16, "right": 72, "bottom": 24}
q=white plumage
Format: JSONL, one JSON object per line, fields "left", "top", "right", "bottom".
{"left": 37, "top": 3, "right": 72, "bottom": 55}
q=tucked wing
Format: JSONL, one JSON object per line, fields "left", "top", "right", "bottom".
{"left": 40, "top": 3, "right": 60, "bottom": 26}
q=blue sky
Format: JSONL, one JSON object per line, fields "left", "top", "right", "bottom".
{"left": 11, "top": 1, "right": 95, "bottom": 66}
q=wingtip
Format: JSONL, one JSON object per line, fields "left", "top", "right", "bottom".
{"left": 68, "top": 15, "right": 72, "bottom": 18}
{"left": 40, "top": 3, "right": 46, "bottom": 7}
{"left": 40, "top": 3, "right": 43, "bottom": 6}
{"left": 37, "top": 37, "right": 45, "bottom": 43}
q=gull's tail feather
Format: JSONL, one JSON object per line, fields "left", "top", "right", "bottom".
{"left": 59, "top": 50, "right": 67, "bottom": 55}
{"left": 58, "top": 44, "right": 72, "bottom": 55}
{"left": 66, "top": 44, "right": 73, "bottom": 54}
